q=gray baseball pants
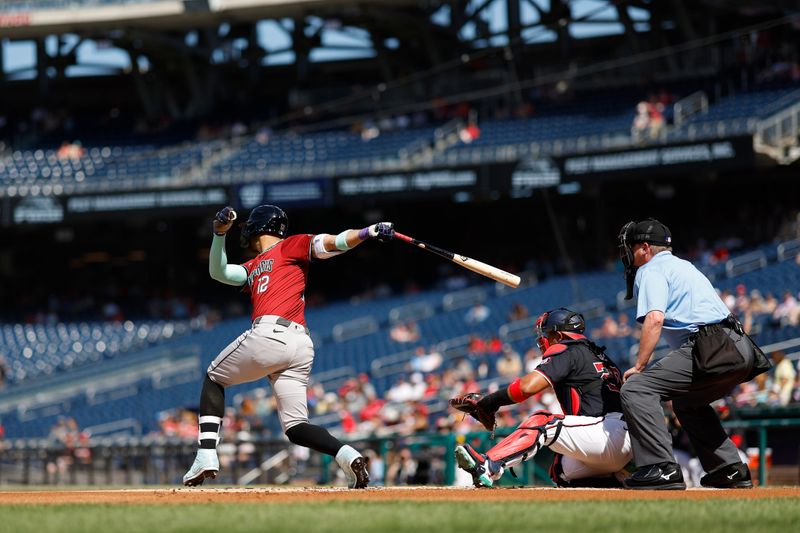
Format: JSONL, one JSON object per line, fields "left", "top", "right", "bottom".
{"left": 620, "top": 327, "right": 754, "bottom": 470}
{"left": 207, "top": 315, "right": 314, "bottom": 432}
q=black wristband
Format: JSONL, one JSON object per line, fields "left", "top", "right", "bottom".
{"left": 478, "top": 388, "right": 515, "bottom": 412}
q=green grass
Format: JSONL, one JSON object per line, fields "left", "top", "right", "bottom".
{"left": 0, "top": 500, "right": 798, "bottom": 533}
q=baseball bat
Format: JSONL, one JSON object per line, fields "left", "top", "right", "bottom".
{"left": 394, "top": 231, "right": 521, "bottom": 288}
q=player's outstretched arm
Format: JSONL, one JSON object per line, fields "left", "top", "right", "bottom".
{"left": 311, "top": 222, "right": 394, "bottom": 260}
{"left": 209, "top": 207, "right": 247, "bottom": 286}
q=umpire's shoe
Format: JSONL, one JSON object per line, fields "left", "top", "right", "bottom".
{"left": 455, "top": 445, "right": 502, "bottom": 488}
{"left": 700, "top": 462, "right": 753, "bottom": 489}
{"left": 183, "top": 449, "right": 220, "bottom": 487}
{"left": 623, "top": 462, "right": 686, "bottom": 490}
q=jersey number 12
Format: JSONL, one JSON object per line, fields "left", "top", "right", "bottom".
{"left": 257, "top": 275, "right": 270, "bottom": 294}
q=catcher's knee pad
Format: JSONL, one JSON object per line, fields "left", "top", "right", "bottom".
{"left": 486, "top": 410, "right": 564, "bottom": 469}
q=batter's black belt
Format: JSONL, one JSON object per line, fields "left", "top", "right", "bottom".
{"left": 253, "top": 315, "right": 310, "bottom": 335}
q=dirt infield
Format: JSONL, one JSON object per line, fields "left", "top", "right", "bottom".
{"left": 1, "top": 486, "right": 798, "bottom": 505}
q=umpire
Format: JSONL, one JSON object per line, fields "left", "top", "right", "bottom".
{"left": 617, "top": 219, "right": 771, "bottom": 490}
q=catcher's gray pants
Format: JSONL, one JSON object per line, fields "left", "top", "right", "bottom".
{"left": 620, "top": 327, "right": 754, "bottom": 470}
{"left": 207, "top": 315, "right": 314, "bottom": 432}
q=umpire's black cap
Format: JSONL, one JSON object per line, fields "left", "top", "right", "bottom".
{"left": 627, "top": 218, "right": 672, "bottom": 247}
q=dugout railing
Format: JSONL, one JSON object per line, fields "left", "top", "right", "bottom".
{"left": 1, "top": 419, "right": 797, "bottom": 487}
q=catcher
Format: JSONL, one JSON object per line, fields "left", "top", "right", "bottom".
{"left": 451, "top": 308, "right": 632, "bottom": 487}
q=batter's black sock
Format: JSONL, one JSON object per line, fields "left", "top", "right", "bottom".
{"left": 285, "top": 423, "right": 343, "bottom": 457}
{"left": 198, "top": 374, "right": 225, "bottom": 450}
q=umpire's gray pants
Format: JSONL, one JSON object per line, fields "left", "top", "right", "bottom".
{"left": 620, "top": 327, "right": 754, "bottom": 470}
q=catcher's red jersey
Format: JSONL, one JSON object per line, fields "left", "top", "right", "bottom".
{"left": 241, "top": 234, "right": 313, "bottom": 325}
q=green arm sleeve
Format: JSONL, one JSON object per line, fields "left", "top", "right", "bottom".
{"left": 209, "top": 234, "right": 247, "bottom": 286}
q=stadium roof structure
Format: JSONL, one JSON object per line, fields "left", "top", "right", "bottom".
{"left": 0, "top": 0, "right": 421, "bottom": 39}
{"left": 1, "top": 1, "right": 798, "bottom": 132}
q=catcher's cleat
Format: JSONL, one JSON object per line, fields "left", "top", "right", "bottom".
{"left": 455, "top": 445, "right": 502, "bottom": 488}
{"left": 343, "top": 456, "right": 370, "bottom": 489}
{"left": 182, "top": 449, "right": 220, "bottom": 487}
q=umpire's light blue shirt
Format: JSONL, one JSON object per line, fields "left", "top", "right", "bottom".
{"left": 634, "top": 251, "right": 730, "bottom": 349}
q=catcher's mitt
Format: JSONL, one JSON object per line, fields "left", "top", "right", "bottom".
{"left": 449, "top": 393, "right": 496, "bottom": 432}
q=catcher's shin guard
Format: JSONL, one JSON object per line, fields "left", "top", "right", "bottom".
{"left": 485, "top": 411, "right": 564, "bottom": 471}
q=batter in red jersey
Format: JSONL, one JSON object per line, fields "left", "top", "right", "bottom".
{"left": 183, "top": 205, "right": 394, "bottom": 488}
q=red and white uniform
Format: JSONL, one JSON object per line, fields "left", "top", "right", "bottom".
{"left": 485, "top": 338, "right": 632, "bottom": 485}
{"left": 207, "top": 234, "right": 317, "bottom": 432}
{"left": 241, "top": 234, "right": 313, "bottom": 325}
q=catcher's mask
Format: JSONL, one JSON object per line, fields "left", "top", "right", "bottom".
{"left": 618, "top": 218, "right": 672, "bottom": 300}
{"left": 240, "top": 205, "right": 289, "bottom": 248}
{"left": 535, "top": 308, "right": 586, "bottom": 353}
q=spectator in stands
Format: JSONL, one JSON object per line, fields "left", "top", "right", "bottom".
{"left": 363, "top": 449, "right": 385, "bottom": 486}
{"left": 386, "top": 376, "right": 415, "bottom": 403}
{"left": 402, "top": 400, "right": 430, "bottom": 435}
{"left": 646, "top": 100, "right": 665, "bottom": 140}
{"left": 340, "top": 378, "right": 370, "bottom": 417}
{"left": 409, "top": 372, "right": 426, "bottom": 400}
{"left": 772, "top": 351, "right": 797, "bottom": 406}
{"left": 496, "top": 344, "right": 523, "bottom": 380}
{"left": 523, "top": 345, "right": 543, "bottom": 372}
{"left": 734, "top": 284, "right": 749, "bottom": 314}
{"left": 385, "top": 448, "right": 417, "bottom": 486}
{"left": 721, "top": 289, "right": 736, "bottom": 312}
{"left": 0, "top": 354, "right": 7, "bottom": 389}
{"left": 487, "top": 336, "right": 503, "bottom": 353}
{"left": 773, "top": 291, "right": 799, "bottom": 326}
{"left": 409, "top": 346, "right": 443, "bottom": 373}
{"left": 507, "top": 303, "right": 530, "bottom": 322}
{"left": 423, "top": 374, "right": 441, "bottom": 397}
{"left": 617, "top": 313, "right": 633, "bottom": 337}
{"left": 631, "top": 102, "right": 650, "bottom": 143}
{"left": 390, "top": 320, "right": 420, "bottom": 343}
{"left": 467, "top": 334, "right": 487, "bottom": 354}
{"left": 452, "top": 358, "right": 475, "bottom": 382}
{"left": 358, "top": 373, "right": 377, "bottom": 401}
{"left": 748, "top": 290, "right": 769, "bottom": 315}
{"left": 464, "top": 302, "right": 491, "bottom": 325}
{"left": 592, "top": 315, "right": 620, "bottom": 338}
{"left": 56, "top": 140, "right": 84, "bottom": 160}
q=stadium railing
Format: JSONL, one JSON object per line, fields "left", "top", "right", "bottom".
{"left": 3, "top": 417, "right": 796, "bottom": 486}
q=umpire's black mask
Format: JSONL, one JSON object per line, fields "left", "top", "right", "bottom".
{"left": 618, "top": 219, "right": 672, "bottom": 300}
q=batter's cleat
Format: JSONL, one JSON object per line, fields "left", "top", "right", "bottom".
{"left": 455, "top": 445, "right": 502, "bottom": 488}
{"left": 623, "top": 462, "right": 686, "bottom": 490}
{"left": 700, "top": 462, "right": 753, "bottom": 489}
{"left": 182, "top": 449, "right": 219, "bottom": 487}
{"left": 343, "top": 457, "right": 370, "bottom": 489}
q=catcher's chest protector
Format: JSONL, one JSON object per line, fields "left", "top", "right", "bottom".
{"left": 540, "top": 339, "right": 623, "bottom": 417}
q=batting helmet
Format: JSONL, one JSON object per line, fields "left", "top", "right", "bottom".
{"left": 240, "top": 205, "right": 289, "bottom": 248}
{"left": 535, "top": 308, "right": 586, "bottom": 353}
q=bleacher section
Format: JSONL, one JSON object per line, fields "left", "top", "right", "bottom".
{"left": 0, "top": 319, "right": 203, "bottom": 384}
{"left": 668, "top": 86, "right": 800, "bottom": 141}
{"left": 1, "top": 237, "right": 797, "bottom": 439}
{"left": 2, "top": 83, "right": 798, "bottom": 191}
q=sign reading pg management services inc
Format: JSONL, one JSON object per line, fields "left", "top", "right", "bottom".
{"left": 561, "top": 138, "right": 753, "bottom": 178}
